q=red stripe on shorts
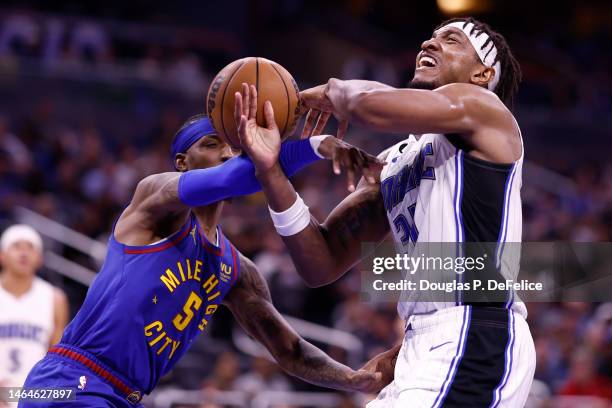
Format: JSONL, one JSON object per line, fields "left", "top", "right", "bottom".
{"left": 49, "top": 346, "right": 136, "bottom": 398}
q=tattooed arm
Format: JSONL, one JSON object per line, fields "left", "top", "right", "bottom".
{"left": 235, "top": 81, "right": 389, "bottom": 287}
{"left": 224, "top": 254, "right": 384, "bottom": 392}
{"left": 254, "top": 154, "right": 390, "bottom": 287}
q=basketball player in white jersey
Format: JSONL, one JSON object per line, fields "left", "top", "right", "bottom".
{"left": 0, "top": 225, "right": 69, "bottom": 389}
{"left": 238, "top": 17, "right": 535, "bottom": 407}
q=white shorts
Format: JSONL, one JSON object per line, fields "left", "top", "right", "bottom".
{"left": 367, "top": 306, "right": 535, "bottom": 408}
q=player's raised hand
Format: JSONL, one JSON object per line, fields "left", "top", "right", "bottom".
{"left": 300, "top": 84, "right": 333, "bottom": 112}
{"left": 235, "top": 83, "right": 281, "bottom": 172}
{"left": 316, "top": 137, "right": 386, "bottom": 192}
{"left": 300, "top": 82, "right": 349, "bottom": 140}
{"left": 300, "top": 84, "right": 331, "bottom": 138}
{"left": 301, "top": 109, "right": 330, "bottom": 139}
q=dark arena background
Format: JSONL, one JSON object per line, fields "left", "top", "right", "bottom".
{"left": 0, "top": 0, "right": 611, "bottom": 407}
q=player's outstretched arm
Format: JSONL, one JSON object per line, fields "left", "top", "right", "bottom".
{"left": 115, "top": 138, "right": 328, "bottom": 246}
{"left": 259, "top": 169, "right": 390, "bottom": 287}
{"left": 300, "top": 80, "right": 394, "bottom": 139}
{"left": 223, "top": 254, "right": 386, "bottom": 393}
{"left": 235, "top": 84, "right": 389, "bottom": 286}
{"left": 302, "top": 79, "right": 514, "bottom": 137}
{"left": 332, "top": 80, "right": 505, "bottom": 134}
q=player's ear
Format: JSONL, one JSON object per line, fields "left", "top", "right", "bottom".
{"left": 174, "top": 153, "right": 188, "bottom": 172}
{"left": 471, "top": 65, "right": 495, "bottom": 89}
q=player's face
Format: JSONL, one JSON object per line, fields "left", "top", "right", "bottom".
{"left": 183, "top": 135, "right": 237, "bottom": 171}
{"left": 410, "top": 27, "right": 482, "bottom": 89}
{"left": 0, "top": 240, "right": 42, "bottom": 277}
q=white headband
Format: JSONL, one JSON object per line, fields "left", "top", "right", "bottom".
{"left": 0, "top": 224, "right": 43, "bottom": 252}
{"left": 442, "top": 21, "right": 501, "bottom": 92}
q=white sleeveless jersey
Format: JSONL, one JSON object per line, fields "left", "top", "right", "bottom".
{"left": 0, "top": 277, "right": 55, "bottom": 387}
{"left": 379, "top": 132, "right": 526, "bottom": 319}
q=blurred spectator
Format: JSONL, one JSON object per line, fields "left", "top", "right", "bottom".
{"left": 0, "top": 115, "right": 31, "bottom": 174}
{"left": 235, "top": 356, "right": 292, "bottom": 397}
{"left": 342, "top": 54, "right": 400, "bottom": 86}
{"left": 558, "top": 347, "right": 612, "bottom": 400}
{"left": 201, "top": 351, "right": 240, "bottom": 392}
{"left": 68, "top": 21, "right": 110, "bottom": 64}
{"left": 166, "top": 53, "right": 208, "bottom": 97}
{"left": 526, "top": 379, "right": 552, "bottom": 408}
{"left": 0, "top": 14, "right": 39, "bottom": 58}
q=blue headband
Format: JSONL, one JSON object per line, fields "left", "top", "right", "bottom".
{"left": 171, "top": 117, "right": 217, "bottom": 164}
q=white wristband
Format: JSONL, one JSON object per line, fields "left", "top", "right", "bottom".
{"left": 309, "top": 135, "right": 329, "bottom": 159}
{"left": 269, "top": 194, "right": 311, "bottom": 236}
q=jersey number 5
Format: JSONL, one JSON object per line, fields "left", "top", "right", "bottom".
{"left": 173, "top": 291, "right": 202, "bottom": 331}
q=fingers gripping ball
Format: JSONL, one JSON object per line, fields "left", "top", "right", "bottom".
{"left": 207, "top": 57, "right": 301, "bottom": 149}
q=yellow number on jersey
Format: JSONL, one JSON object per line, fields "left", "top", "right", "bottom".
{"left": 172, "top": 291, "right": 202, "bottom": 331}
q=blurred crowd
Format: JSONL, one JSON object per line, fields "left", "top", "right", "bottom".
{"left": 1, "top": 2, "right": 611, "bottom": 407}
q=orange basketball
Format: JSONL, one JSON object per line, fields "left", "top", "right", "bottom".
{"left": 206, "top": 57, "right": 301, "bottom": 149}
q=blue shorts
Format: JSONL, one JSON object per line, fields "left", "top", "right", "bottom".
{"left": 19, "top": 347, "right": 144, "bottom": 408}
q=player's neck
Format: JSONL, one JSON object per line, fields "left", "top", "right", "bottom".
{"left": 0, "top": 270, "right": 34, "bottom": 297}
{"left": 193, "top": 202, "right": 224, "bottom": 244}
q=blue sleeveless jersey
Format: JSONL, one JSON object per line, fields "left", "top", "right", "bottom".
{"left": 59, "top": 213, "right": 240, "bottom": 394}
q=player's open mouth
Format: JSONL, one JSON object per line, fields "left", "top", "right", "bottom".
{"left": 417, "top": 54, "right": 438, "bottom": 69}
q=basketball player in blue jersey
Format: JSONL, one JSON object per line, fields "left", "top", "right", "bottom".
{"left": 243, "top": 17, "right": 535, "bottom": 408}
{"left": 19, "top": 84, "right": 391, "bottom": 407}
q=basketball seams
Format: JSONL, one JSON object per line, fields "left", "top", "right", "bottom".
{"left": 285, "top": 74, "right": 301, "bottom": 135}
{"left": 219, "top": 60, "right": 245, "bottom": 147}
{"left": 255, "top": 58, "right": 262, "bottom": 126}
{"left": 270, "top": 62, "right": 290, "bottom": 135}
{"left": 208, "top": 59, "right": 241, "bottom": 119}
{"left": 273, "top": 62, "right": 300, "bottom": 136}
{"left": 208, "top": 57, "right": 299, "bottom": 147}
{"left": 255, "top": 57, "right": 260, "bottom": 93}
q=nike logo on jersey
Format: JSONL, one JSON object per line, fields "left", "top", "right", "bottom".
{"left": 429, "top": 341, "right": 453, "bottom": 352}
